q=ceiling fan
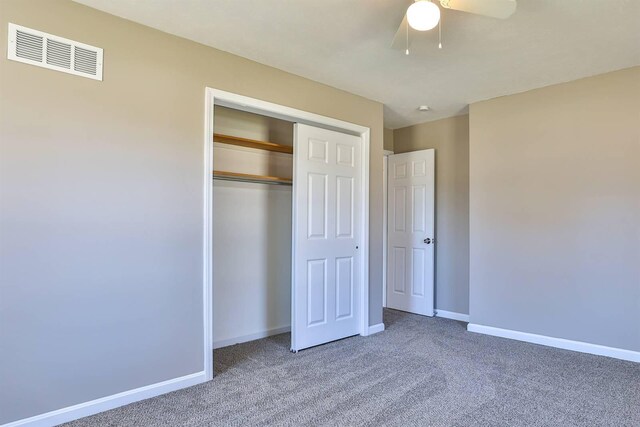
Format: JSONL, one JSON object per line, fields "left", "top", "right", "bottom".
{"left": 392, "top": 0, "right": 517, "bottom": 53}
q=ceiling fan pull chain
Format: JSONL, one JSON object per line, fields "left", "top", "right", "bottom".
{"left": 406, "top": 18, "right": 410, "bottom": 55}
{"left": 438, "top": 13, "right": 443, "bottom": 49}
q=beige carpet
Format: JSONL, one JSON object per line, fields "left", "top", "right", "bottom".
{"left": 65, "top": 309, "right": 640, "bottom": 426}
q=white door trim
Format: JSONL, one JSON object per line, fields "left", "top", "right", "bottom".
{"left": 382, "top": 150, "right": 393, "bottom": 308}
{"left": 203, "top": 88, "right": 214, "bottom": 381}
{"left": 205, "top": 88, "right": 371, "bottom": 357}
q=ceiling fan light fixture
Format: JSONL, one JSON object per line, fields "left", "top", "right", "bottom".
{"left": 407, "top": 0, "right": 441, "bottom": 32}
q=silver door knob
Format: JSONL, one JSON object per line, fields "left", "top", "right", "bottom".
{"left": 424, "top": 238, "right": 432, "bottom": 244}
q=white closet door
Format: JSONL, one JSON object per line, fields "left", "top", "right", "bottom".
{"left": 292, "top": 123, "right": 361, "bottom": 351}
{"left": 386, "top": 150, "right": 435, "bottom": 316}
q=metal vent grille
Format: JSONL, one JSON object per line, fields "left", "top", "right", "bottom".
{"left": 74, "top": 46, "right": 97, "bottom": 75}
{"left": 16, "top": 30, "right": 43, "bottom": 62}
{"left": 8, "top": 23, "right": 103, "bottom": 81}
{"left": 46, "top": 38, "right": 72, "bottom": 68}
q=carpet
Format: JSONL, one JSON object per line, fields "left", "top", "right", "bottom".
{"left": 65, "top": 309, "right": 640, "bottom": 426}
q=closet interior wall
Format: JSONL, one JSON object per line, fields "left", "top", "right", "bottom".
{"left": 213, "top": 106, "right": 294, "bottom": 348}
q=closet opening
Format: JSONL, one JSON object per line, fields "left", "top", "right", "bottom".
{"left": 204, "top": 87, "right": 372, "bottom": 380}
{"left": 212, "top": 106, "right": 294, "bottom": 360}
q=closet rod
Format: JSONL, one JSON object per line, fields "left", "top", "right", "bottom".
{"left": 213, "top": 170, "right": 292, "bottom": 186}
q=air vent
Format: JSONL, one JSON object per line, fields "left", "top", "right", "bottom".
{"left": 8, "top": 23, "right": 103, "bottom": 81}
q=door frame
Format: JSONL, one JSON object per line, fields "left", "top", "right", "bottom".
{"left": 204, "top": 88, "right": 371, "bottom": 373}
{"left": 382, "top": 150, "right": 393, "bottom": 308}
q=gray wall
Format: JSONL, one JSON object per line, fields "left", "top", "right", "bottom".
{"left": 469, "top": 67, "right": 640, "bottom": 351}
{"left": 393, "top": 115, "right": 470, "bottom": 315}
{"left": 0, "top": 0, "right": 384, "bottom": 423}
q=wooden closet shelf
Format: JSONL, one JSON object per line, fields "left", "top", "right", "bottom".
{"left": 213, "top": 170, "right": 292, "bottom": 186}
{"left": 213, "top": 133, "right": 293, "bottom": 154}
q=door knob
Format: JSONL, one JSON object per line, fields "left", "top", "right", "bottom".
{"left": 424, "top": 238, "right": 433, "bottom": 244}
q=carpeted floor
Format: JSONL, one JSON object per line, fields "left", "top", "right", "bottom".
{"left": 66, "top": 309, "right": 640, "bottom": 426}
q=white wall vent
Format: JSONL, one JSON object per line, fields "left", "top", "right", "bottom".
{"left": 7, "top": 23, "right": 103, "bottom": 81}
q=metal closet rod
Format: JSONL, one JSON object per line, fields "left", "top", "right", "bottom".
{"left": 212, "top": 171, "right": 292, "bottom": 186}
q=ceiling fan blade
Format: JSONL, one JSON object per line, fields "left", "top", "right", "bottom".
{"left": 440, "top": 0, "right": 517, "bottom": 19}
{"left": 391, "top": 14, "right": 410, "bottom": 50}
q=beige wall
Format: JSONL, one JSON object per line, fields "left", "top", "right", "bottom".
{"left": 469, "top": 67, "right": 640, "bottom": 351}
{"left": 384, "top": 127, "right": 394, "bottom": 151}
{"left": 394, "top": 115, "right": 470, "bottom": 315}
{"left": 0, "top": 0, "right": 383, "bottom": 423}
{"left": 215, "top": 106, "right": 293, "bottom": 145}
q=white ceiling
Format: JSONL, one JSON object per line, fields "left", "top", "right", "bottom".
{"left": 74, "top": 0, "right": 640, "bottom": 129}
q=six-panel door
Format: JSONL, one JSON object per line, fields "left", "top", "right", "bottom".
{"left": 386, "top": 150, "right": 435, "bottom": 316}
{"left": 292, "top": 124, "right": 362, "bottom": 351}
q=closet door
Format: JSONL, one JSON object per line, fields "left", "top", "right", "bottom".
{"left": 292, "top": 124, "right": 361, "bottom": 351}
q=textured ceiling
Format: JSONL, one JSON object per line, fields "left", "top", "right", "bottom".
{"left": 74, "top": 0, "right": 640, "bottom": 129}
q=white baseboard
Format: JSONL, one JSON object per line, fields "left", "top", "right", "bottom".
{"left": 368, "top": 323, "right": 385, "bottom": 335}
{"left": 467, "top": 323, "right": 640, "bottom": 363}
{"left": 435, "top": 310, "right": 470, "bottom": 322}
{"left": 3, "top": 371, "right": 207, "bottom": 427}
{"left": 213, "top": 325, "right": 291, "bottom": 349}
